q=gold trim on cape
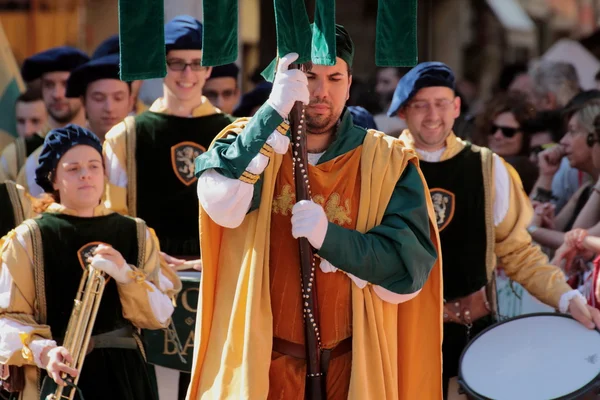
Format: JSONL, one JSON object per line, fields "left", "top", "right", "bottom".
{"left": 5, "top": 181, "right": 25, "bottom": 226}
{"left": 124, "top": 116, "right": 137, "bottom": 217}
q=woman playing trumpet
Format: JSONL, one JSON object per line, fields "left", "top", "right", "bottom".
{"left": 0, "top": 125, "right": 181, "bottom": 399}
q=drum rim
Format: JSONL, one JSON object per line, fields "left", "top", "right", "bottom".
{"left": 457, "top": 312, "right": 600, "bottom": 400}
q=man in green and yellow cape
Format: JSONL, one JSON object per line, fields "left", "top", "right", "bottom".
{"left": 186, "top": 25, "right": 443, "bottom": 400}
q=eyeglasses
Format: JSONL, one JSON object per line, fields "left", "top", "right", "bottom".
{"left": 405, "top": 99, "right": 454, "bottom": 113}
{"left": 204, "top": 89, "right": 237, "bottom": 100}
{"left": 586, "top": 132, "right": 600, "bottom": 147}
{"left": 166, "top": 59, "right": 208, "bottom": 72}
{"left": 490, "top": 124, "right": 520, "bottom": 138}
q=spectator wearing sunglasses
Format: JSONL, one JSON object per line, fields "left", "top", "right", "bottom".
{"left": 203, "top": 63, "right": 240, "bottom": 115}
{"left": 474, "top": 91, "right": 538, "bottom": 193}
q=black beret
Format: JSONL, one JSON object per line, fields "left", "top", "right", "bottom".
{"left": 92, "top": 34, "right": 120, "bottom": 59}
{"left": 208, "top": 63, "right": 239, "bottom": 80}
{"left": 165, "top": 15, "right": 203, "bottom": 52}
{"left": 35, "top": 124, "right": 103, "bottom": 193}
{"left": 387, "top": 61, "right": 455, "bottom": 117}
{"left": 21, "top": 46, "right": 89, "bottom": 82}
{"left": 66, "top": 54, "right": 122, "bottom": 98}
{"left": 232, "top": 82, "right": 272, "bottom": 117}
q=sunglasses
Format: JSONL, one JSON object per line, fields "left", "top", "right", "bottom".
{"left": 166, "top": 59, "right": 208, "bottom": 72}
{"left": 587, "top": 132, "right": 600, "bottom": 147}
{"left": 490, "top": 124, "right": 520, "bottom": 138}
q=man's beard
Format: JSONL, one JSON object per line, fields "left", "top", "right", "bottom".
{"left": 48, "top": 103, "right": 79, "bottom": 124}
{"left": 306, "top": 101, "right": 338, "bottom": 134}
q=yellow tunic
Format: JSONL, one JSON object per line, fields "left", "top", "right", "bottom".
{"left": 399, "top": 130, "right": 572, "bottom": 308}
{"left": 0, "top": 125, "right": 50, "bottom": 184}
{"left": 268, "top": 146, "right": 362, "bottom": 399}
{"left": 0, "top": 203, "right": 181, "bottom": 399}
{"left": 188, "top": 130, "right": 443, "bottom": 400}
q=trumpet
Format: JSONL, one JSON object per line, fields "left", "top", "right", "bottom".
{"left": 46, "top": 264, "right": 107, "bottom": 400}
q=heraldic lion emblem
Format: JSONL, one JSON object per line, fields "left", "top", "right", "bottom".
{"left": 430, "top": 188, "right": 455, "bottom": 232}
{"left": 171, "top": 141, "right": 206, "bottom": 186}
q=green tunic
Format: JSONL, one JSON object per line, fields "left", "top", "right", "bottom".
{"left": 195, "top": 104, "right": 436, "bottom": 294}
{"left": 34, "top": 213, "right": 156, "bottom": 400}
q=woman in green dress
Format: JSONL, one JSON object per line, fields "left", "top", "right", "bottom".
{"left": 0, "top": 124, "right": 181, "bottom": 400}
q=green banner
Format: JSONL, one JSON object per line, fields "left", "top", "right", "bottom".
{"left": 143, "top": 272, "right": 200, "bottom": 372}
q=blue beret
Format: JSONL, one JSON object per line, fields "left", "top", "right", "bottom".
{"left": 92, "top": 34, "right": 119, "bottom": 59}
{"left": 348, "top": 106, "right": 378, "bottom": 130}
{"left": 387, "top": 62, "right": 455, "bottom": 117}
{"left": 208, "top": 63, "right": 239, "bottom": 80}
{"left": 232, "top": 82, "right": 272, "bottom": 117}
{"left": 165, "top": 15, "right": 203, "bottom": 52}
{"left": 35, "top": 124, "right": 103, "bottom": 193}
{"left": 21, "top": 46, "right": 89, "bottom": 82}
{"left": 66, "top": 54, "right": 122, "bottom": 98}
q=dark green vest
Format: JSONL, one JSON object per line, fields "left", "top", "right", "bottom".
{"left": 35, "top": 212, "right": 140, "bottom": 339}
{"left": 0, "top": 184, "right": 17, "bottom": 237}
{"left": 134, "top": 111, "right": 234, "bottom": 257}
{"left": 25, "top": 133, "right": 44, "bottom": 155}
{"left": 419, "top": 144, "right": 488, "bottom": 300}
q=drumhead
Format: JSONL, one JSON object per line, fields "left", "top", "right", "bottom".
{"left": 459, "top": 313, "right": 600, "bottom": 400}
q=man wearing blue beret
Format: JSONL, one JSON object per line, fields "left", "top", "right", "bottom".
{"left": 389, "top": 61, "right": 600, "bottom": 399}
{"left": 65, "top": 54, "right": 133, "bottom": 142}
{"left": 92, "top": 34, "right": 147, "bottom": 115}
{"left": 0, "top": 46, "right": 89, "bottom": 185}
{"left": 14, "top": 47, "right": 136, "bottom": 197}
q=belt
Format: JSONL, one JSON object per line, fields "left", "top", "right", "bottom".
{"left": 89, "top": 327, "right": 137, "bottom": 350}
{"left": 443, "top": 286, "right": 492, "bottom": 325}
{"left": 272, "top": 337, "right": 352, "bottom": 361}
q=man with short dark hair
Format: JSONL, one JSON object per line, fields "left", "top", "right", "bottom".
{"left": 188, "top": 25, "right": 442, "bottom": 400}
{"left": 0, "top": 46, "right": 89, "bottom": 183}
{"left": 66, "top": 54, "right": 133, "bottom": 142}
{"left": 202, "top": 63, "right": 240, "bottom": 114}
{"left": 15, "top": 87, "right": 47, "bottom": 139}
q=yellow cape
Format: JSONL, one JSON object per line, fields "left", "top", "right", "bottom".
{"left": 188, "top": 130, "right": 443, "bottom": 399}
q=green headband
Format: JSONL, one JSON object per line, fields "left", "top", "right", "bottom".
{"left": 261, "top": 23, "right": 354, "bottom": 82}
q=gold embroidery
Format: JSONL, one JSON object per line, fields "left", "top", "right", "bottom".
{"left": 273, "top": 185, "right": 352, "bottom": 225}
{"left": 19, "top": 332, "right": 33, "bottom": 362}
{"left": 315, "top": 193, "right": 352, "bottom": 225}
{"left": 272, "top": 184, "right": 295, "bottom": 216}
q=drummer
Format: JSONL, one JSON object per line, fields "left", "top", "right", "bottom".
{"left": 387, "top": 61, "right": 600, "bottom": 399}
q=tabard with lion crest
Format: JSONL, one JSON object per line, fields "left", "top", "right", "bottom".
{"left": 103, "top": 99, "right": 235, "bottom": 258}
{"left": 419, "top": 143, "right": 489, "bottom": 300}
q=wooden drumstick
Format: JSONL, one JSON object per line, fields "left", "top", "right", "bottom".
{"left": 572, "top": 295, "right": 592, "bottom": 320}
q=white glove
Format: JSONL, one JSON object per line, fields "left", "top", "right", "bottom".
{"left": 90, "top": 254, "right": 132, "bottom": 284}
{"left": 267, "top": 53, "right": 310, "bottom": 118}
{"left": 319, "top": 257, "right": 367, "bottom": 288}
{"left": 291, "top": 200, "right": 328, "bottom": 250}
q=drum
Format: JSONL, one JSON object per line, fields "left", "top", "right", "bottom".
{"left": 143, "top": 271, "right": 200, "bottom": 371}
{"left": 459, "top": 313, "right": 600, "bottom": 400}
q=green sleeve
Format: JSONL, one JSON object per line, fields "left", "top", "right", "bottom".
{"left": 194, "top": 104, "right": 283, "bottom": 211}
{"left": 194, "top": 104, "right": 284, "bottom": 180}
{"left": 317, "top": 163, "right": 437, "bottom": 294}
